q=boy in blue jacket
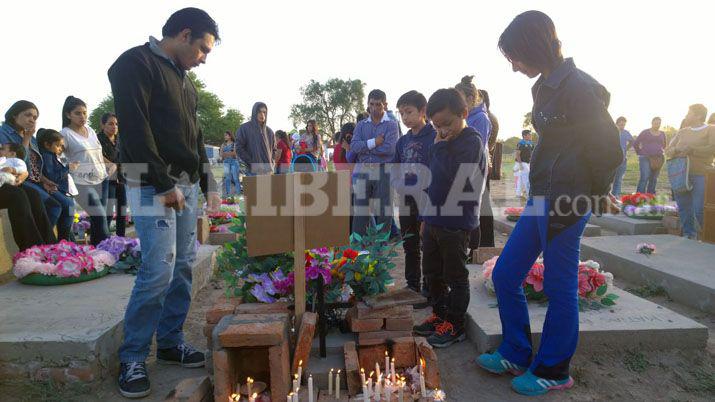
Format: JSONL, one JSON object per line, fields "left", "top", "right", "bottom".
{"left": 413, "top": 88, "right": 486, "bottom": 348}
{"left": 391, "top": 90, "right": 436, "bottom": 299}
{"left": 37, "top": 128, "right": 76, "bottom": 241}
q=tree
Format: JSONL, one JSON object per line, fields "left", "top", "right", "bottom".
{"left": 89, "top": 95, "right": 115, "bottom": 133}
{"left": 91, "top": 73, "right": 244, "bottom": 146}
{"left": 523, "top": 112, "right": 534, "bottom": 132}
{"left": 290, "top": 78, "right": 365, "bottom": 142}
{"left": 188, "top": 71, "right": 244, "bottom": 145}
{"left": 502, "top": 136, "right": 522, "bottom": 154}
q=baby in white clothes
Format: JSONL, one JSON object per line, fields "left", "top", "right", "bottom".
{"left": 0, "top": 143, "right": 28, "bottom": 187}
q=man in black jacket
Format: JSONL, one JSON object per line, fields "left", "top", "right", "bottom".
{"left": 108, "top": 8, "right": 221, "bottom": 399}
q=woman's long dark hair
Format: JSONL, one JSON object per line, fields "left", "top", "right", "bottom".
{"left": 498, "top": 10, "right": 563, "bottom": 73}
{"left": 62, "top": 96, "right": 87, "bottom": 128}
{"left": 224, "top": 130, "right": 235, "bottom": 142}
{"left": 4, "top": 100, "right": 38, "bottom": 131}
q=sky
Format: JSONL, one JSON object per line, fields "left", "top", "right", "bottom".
{"left": 1, "top": 0, "right": 714, "bottom": 141}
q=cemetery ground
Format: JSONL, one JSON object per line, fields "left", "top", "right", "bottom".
{"left": 1, "top": 165, "right": 713, "bottom": 401}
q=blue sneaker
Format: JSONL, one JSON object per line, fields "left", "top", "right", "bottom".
{"left": 476, "top": 351, "right": 527, "bottom": 375}
{"left": 511, "top": 370, "right": 574, "bottom": 396}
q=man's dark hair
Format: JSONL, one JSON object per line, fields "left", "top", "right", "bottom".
{"left": 368, "top": 89, "right": 387, "bottom": 103}
{"left": 522, "top": 129, "right": 532, "bottom": 137}
{"left": 2, "top": 142, "right": 26, "bottom": 160}
{"left": 101, "top": 112, "right": 117, "bottom": 125}
{"left": 340, "top": 122, "right": 355, "bottom": 136}
{"left": 356, "top": 112, "right": 369, "bottom": 122}
{"left": 616, "top": 116, "right": 627, "bottom": 124}
{"left": 62, "top": 96, "right": 87, "bottom": 128}
{"left": 36, "top": 128, "right": 63, "bottom": 150}
{"left": 4, "top": 100, "right": 38, "bottom": 131}
{"left": 498, "top": 10, "right": 563, "bottom": 73}
{"left": 162, "top": 7, "right": 220, "bottom": 42}
{"left": 426, "top": 88, "right": 467, "bottom": 119}
{"left": 396, "top": 90, "right": 427, "bottom": 111}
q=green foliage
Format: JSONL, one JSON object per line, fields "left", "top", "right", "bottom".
{"left": 290, "top": 78, "right": 366, "bottom": 141}
{"left": 89, "top": 95, "right": 115, "bottom": 133}
{"left": 338, "top": 223, "right": 401, "bottom": 300}
{"left": 501, "top": 136, "right": 521, "bottom": 154}
{"left": 626, "top": 283, "right": 669, "bottom": 299}
{"left": 623, "top": 350, "right": 650, "bottom": 373}
{"left": 89, "top": 73, "right": 244, "bottom": 146}
{"left": 188, "top": 71, "right": 245, "bottom": 145}
{"left": 523, "top": 111, "right": 533, "bottom": 131}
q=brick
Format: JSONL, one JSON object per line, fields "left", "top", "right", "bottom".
{"left": 343, "top": 341, "right": 361, "bottom": 397}
{"left": 269, "top": 341, "right": 291, "bottom": 402}
{"left": 196, "top": 215, "right": 210, "bottom": 244}
{"left": 206, "top": 303, "right": 236, "bottom": 324}
{"left": 415, "top": 337, "right": 441, "bottom": 389}
{"left": 357, "top": 343, "right": 387, "bottom": 374}
{"left": 384, "top": 318, "right": 413, "bottom": 331}
{"left": 292, "top": 311, "right": 318, "bottom": 377}
{"left": 236, "top": 301, "right": 291, "bottom": 314}
{"left": 218, "top": 321, "right": 285, "bottom": 347}
{"left": 355, "top": 302, "right": 412, "bottom": 319}
{"left": 213, "top": 349, "right": 234, "bottom": 402}
{"left": 216, "top": 294, "right": 244, "bottom": 306}
{"left": 165, "top": 375, "right": 211, "bottom": 402}
{"left": 364, "top": 288, "right": 426, "bottom": 309}
{"left": 209, "top": 231, "right": 240, "bottom": 245}
{"left": 358, "top": 330, "right": 412, "bottom": 344}
{"left": 391, "top": 337, "right": 417, "bottom": 368}
{"left": 348, "top": 315, "right": 384, "bottom": 332}
{"left": 473, "top": 246, "right": 503, "bottom": 264}
{"left": 65, "top": 367, "right": 96, "bottom": 382}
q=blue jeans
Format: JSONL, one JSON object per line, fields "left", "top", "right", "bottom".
{"left": 223, "top": 159, "right": 241, "bottom": 195}
{"left": 119, "top": 183, "right": 199, "bottom": 363}
{"left": 75, "top": 182, "right": 110, "bottom": 245}
{"left": 493, "top": 197, "right": 589, "bottom": 380}
{"left": 22, "top": 181, "right": 61, "bottom": 226}
{"left": 674, "top": 175, "right": 706, "bottom": 238}
{"left": 637, "top": 156, "right": 661, "bottom": 194}
{"left": 612, "top": 159, "right": 628, "bottom": 197}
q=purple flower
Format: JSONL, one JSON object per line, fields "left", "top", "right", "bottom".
{"left": 250, "top": 284, "right": 277, "bottom": 303}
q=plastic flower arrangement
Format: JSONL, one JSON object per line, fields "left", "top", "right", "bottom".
{"left": 482, "top": 257, "right": 619, "bottom": 310}
{"left": 13, "top": 240, "right": 116, "bottom": 279}
{"left": 72, "top": 211, "right": 91, "bottom": 235}
{"left": 97, "top": 235, "right": 141, "bottom": 272}
{"left": 504, "top": 207, "right": 524, "bottom": 222}
{"left": 620, "top": 193, "right": 676, "bottom": 219}
{"left": 636, "top": 243, "right": 657, "bottom": 255}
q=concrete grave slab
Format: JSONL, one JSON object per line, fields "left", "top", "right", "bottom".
{"left": 580, "top": 234, "right": 715, "bottom": 313}
{"left": 589, "top": 214, "right": 666, "bottom": 235}
{"left": 0, "top": 245, "right": 218, "bottom": 382}
{"left": 494, "top": 216, "right": 602, "bottom": 237}
{"left": 465, "top": 264, "right": 708, "bottom": 354}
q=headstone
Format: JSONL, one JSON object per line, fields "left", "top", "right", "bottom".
{"left": 495, "top": 216, "right": 602, "bottom": 237}
{"left": 589, "top": 214, "right": 665, "bottom": 235}
{"left": 465, "top": 264, "right": 707, "bottom": 353}
{"left": 580, "top": 234, "right": 715, "bottom": 313}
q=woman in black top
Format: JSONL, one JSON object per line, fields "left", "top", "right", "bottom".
{"left": 98, "top": 112, "right": 126, "bottom": 237}
{"left": 476, "top": 11, "right": 622, "bottom": 396}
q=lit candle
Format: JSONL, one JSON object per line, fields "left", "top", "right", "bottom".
{"left": 360, "top": 368, "right": 366, "bottom": 387}
{"left": 390, "top": 358, "right": 396, "bottom": 384}
{"left": 375, "top": 362, "right": 381, "bottom": 381}
{"left": 308, "top": 375, "right": 314, "bottom": 402}
{"left": 287, "top": 392, "right": 293, "bottom": 402}
{"left": 367, "top": 371, "right": 374, "bottom": 398}
{"left": 328, "top": 368, "right": 333, "bottom": 396}
{"left": 247, "top": 377, "right": 254, "bottom": 399}
{"left": 362, "top": 381, "right": 368, "bottom": 402}
{"left": 384, "top": 351, "right": 390, "bottom": 380}
{"left": 375, "top": 374, "right": 382, "bottom": 400}
{"left": 398, "top": 380, "right": 404, "bottom": 402}
{"left": 420, "top": 358, "right": 427, "bottom": 397}
{"left": 293, "top": 389, "right": 299, "bottom": 402}
{"left": 384, "top": 379, "right": 391, "bottom": 401}
{"left": 230, "top": 393, "right": 239, "bottom": 402}
{"left": 249, "top": 392, "right": 257, "bottom": 402}
{"left": 433, "top": 388, "right": 446, "bottom": 401}
{"left": 297, "top": 360, "right": 303, "bottom": 381}
{"left": 335, "top": 370, "right": 341, "bottom": 399}
{"left": 293, "top": 374, "right": 299, "bottom": 393}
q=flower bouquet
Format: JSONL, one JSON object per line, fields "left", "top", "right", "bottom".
{"left": 208, "top": 211, "right": 238, "bottom": 226}
{"left": 482, "top": 257, "right": 619, "bottom": 310}
{"left": 504, "top": 207, "right": 524, "bottom": 222}
{"left": 97, "top": 235, "right": 141, "bottom": 274}
{"left": 636, "top": 242, "right": 656, "bottom": 255}
{"left": 621, "top": 193, "right": 676, "bottom": 220}
{"left": 72, "top": 211, "right": 91, "bottom": 239}
{"left": 222, "top": 195, "right": 240, "bottom": 205}
{"left": 13, "top": 240, "right": 116, "bottom": 285}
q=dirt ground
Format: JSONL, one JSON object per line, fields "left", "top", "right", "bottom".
{"left": 2, "top": 178, "right": 713, "bottom": 401}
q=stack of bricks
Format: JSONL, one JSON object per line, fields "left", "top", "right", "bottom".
{"left": 210, "top": 302, "right": 294, "bottom": 402}
{"left": 347, "top": 302, "right": 414, "bottom": 345}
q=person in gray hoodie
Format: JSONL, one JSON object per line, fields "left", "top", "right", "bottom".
{"left": 235, "top": 102, "right": 275, "bottom": 175}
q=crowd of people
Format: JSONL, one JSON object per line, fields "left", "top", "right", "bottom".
{"left": 1, "top": 6, "right": 714, "bottom": 400}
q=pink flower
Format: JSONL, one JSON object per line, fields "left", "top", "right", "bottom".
{"left": 88, "top": 250, "right": 116, "bottom": 271}
{"left": 55, "top": 256, "right": 86, "bottom": 277}
{"left": 482, "top": 256, "right": 498, "bottom": 280}
{"left": 525, "top": 264, "right": 544, "bottom": 292}
{"left": 578, "top": 272, "right": 594, "bottom": 296}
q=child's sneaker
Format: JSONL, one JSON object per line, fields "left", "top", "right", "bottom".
{"left": 426, "top": 321, "right": 465, "bottom": 348}
{"left": 476, "top": 351, "right": 527, "bottom": 375}
{"left": 413, "top": 314, "right": 443, "bottom": 336}
{"left": 511, "top": 370, "right": 574, "bottom": 396}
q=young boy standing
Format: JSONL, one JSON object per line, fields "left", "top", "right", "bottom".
{"left": 413, "top": 88, "right": 486, "bottom": 348}
{"left": 392, "top": 90, "right": 436, "bottom": 297}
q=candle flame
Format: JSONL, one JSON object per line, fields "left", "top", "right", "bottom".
{"left": 299, "top": 359, "right": 303, "bottom": 366}
{"left": 248, "top": 377, "right": 254, "bottom": 384}
{"left": 330, "top": 368, "right": 334, "bottom": 373}
{"left": 337, "top": 369, "right": 341, "bottom": 373}
{"left": 369, "top": 370, "right": 374, "bottom": 377}
{"left": 252, "top": 393, "right": 258, "bottom": 398}
{"left": 385, "top": 351, "right": 388, "bottom": 356}
{"left": 420, "top": 357, "right": 426, "bottom": 367}
{"left": 361, "top": 368, "right": 365, "bottom": 373}
{"left": 391, "top": 357, "right": 395, "bottom": 362}
{"left": 294, "top": 373, "right": 299, "bottom": 380}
